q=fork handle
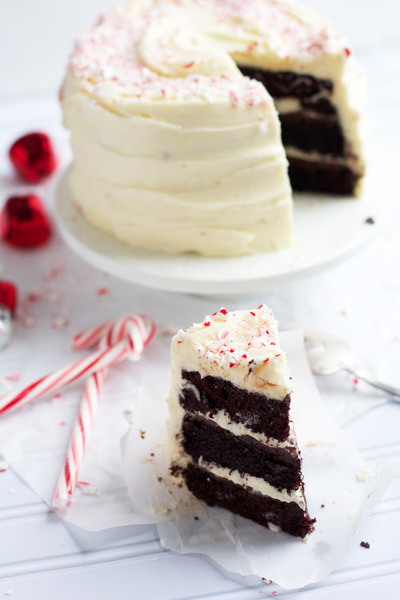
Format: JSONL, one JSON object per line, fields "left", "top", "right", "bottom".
{"left": 345, "top": 367, "right": 400, "bottom": 400}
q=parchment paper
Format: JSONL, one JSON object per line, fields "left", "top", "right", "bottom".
{"left": 0, "top": 331, "right": 392, "bottom": 588}
{"left": 120, "top": 331, "right": 392, "bottom": 589}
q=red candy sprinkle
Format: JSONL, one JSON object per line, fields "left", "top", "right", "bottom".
{"left": 204, "top": 322, "right": 211, "bottom": 327}
{"left": 96, "top": 287, "right": 109, "bottom": 297}
{"left": 219, "top": 309, "right": 227, "bottom": 315}
{"left": 344, "top": 47, "right": 351, "bottom": 58}
{"left": 9, "top": 132, "right": 56, "bottom": 183}
{"left": 0, "top": 281, "right": 18, "bottom": 315}
{"left": 1, "top": 195, "right": 52, "bottom": 248}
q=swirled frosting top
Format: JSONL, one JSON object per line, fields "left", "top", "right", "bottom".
{"left": 65, "top": 0, "right": 349, "bottom": 112}
{"left": 171, "top": 305, "right": 292, "bottom": 399}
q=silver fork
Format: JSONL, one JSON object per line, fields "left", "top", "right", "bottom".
{"left": 304, "top": 330, "right": 400, "bottom": 401}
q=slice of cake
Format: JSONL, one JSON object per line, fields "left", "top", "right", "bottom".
{"left": 167, "top": 306, "right": 314, "bottom": 538}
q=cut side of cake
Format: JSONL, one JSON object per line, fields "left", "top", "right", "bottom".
{"left": 167, "top": 306, "right": 315, "bottom": 538}
{"left": 238, "top": 67, "right": 362, "bottom": 195}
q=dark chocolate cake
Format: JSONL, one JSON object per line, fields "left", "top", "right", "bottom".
{"left": 167, "top": 306, "right": 315, "bottom": 538}
{"left": 239, "top": 67, "right": 363, "bottom": 195}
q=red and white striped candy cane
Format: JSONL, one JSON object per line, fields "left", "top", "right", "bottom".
{"left": 52, "top": 314, "right": 155, "bottom": 511}
{"left": 0, "top": 315, "right": 155, "bottom": 415}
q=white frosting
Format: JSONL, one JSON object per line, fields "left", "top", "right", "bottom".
{"left": 170, "top": 306, "right": 292, "bottom": 400}
{"left": 198, "top": 459, "right": 306, "bottom": 509}
{"left": 61, "top": 0, "right": 365, "bottom": 257}
{"left": 206, "top": 409, "right": 297, "bottom": 449}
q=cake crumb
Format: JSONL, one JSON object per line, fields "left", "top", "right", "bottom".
{"left": 365, "top": 217, "right": 375, "bottom": 225}
{"left": 356, "top": 465, "right": 376, "bottom": 482}
{"left": 140, "top": 430, "right": 146, "bottom": 439}
{"left": 320, "top": 503, "right": 325, "bottom": 508}
{"left": 360, "top": 540, "right": 370, "bottom": 548}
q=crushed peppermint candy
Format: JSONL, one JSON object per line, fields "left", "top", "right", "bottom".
{"left": 96, "top": 287, "right": 109, "bottom": 297}
{"left": 185, "top": 307, "right": 283, "bottom": 369}
{"left": 77, "top": 481, "right": 100, "bottom": 496}
{"left": 65, "top": 0, "right": 344, "bottom": 110}
{"left": 51, "top": 315, "right": 70, "bottom": 330}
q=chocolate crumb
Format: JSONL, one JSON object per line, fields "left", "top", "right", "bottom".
{"left": 360, "top": 541, "right": 370, "bottom": 548}
{"left": 150, "top": 452, "right": 154, "bottom": 457}
{"left": 170, "top": 464, "right": 183, "bottom": 477}
{"left": 365, "top": 217, "right": 375, "bottom": 225}
{"left": 139, "top": 430, "right": 146, "bottom": 439}
{"left": 194, "top": 516, "right": 199, "bottom": 520}
{"left": 320, "top": 504, "right": 325, "bottom": 508}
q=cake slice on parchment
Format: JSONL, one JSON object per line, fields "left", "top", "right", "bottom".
{"left": 166, "top": 306, "right": 315, "bottom": 538}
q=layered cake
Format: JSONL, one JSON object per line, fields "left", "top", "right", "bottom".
{"left": 167, "top": 306, "right": 315, "bottom": 537}
{"left": 61, "top": 0, "right": 365, "bottom": 257}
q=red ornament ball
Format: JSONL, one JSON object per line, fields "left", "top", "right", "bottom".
{"left": 0, "top": 281, "right": 18, "bottom": 315}
{"left": 0, "top": 195, "right": 52, "bottom": 248}
{"left": 9, "top": 132, "right": 56, "bottom": 183}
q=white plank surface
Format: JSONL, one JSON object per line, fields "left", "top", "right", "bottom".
{"left": 0, "top": 46, "right": 400, "bottom": 599}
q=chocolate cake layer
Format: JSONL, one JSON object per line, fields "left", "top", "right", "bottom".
{"left": 300, "top": 96, "right": 337, "bottom": 116}
{"left": 182, "top": 413, "right": 302, "bottom": 490}
{"left": 184, "top": 462, "right": 315, "bottom": 538}
{"left": 280, "top": 113, "right": 345, "bottom": 156}
{"left": 288, "top": 156, "right": 360, "bottom": 194}
{"left": 239, "top": 67, "right": 333, "bottom": 99}
{"left": 180, "top": 370, "right": 290, "bottom": 441}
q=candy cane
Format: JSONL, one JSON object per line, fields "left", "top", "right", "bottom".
{"left": 0, "top": 315, "right": 155, "bottom": 415}
{"left": 52, "top": 314, "right": 155, "bottom": 511}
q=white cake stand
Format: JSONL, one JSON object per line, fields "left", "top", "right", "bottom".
{"left": 54, "top": 159, "right": 393, "bottom": 296}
